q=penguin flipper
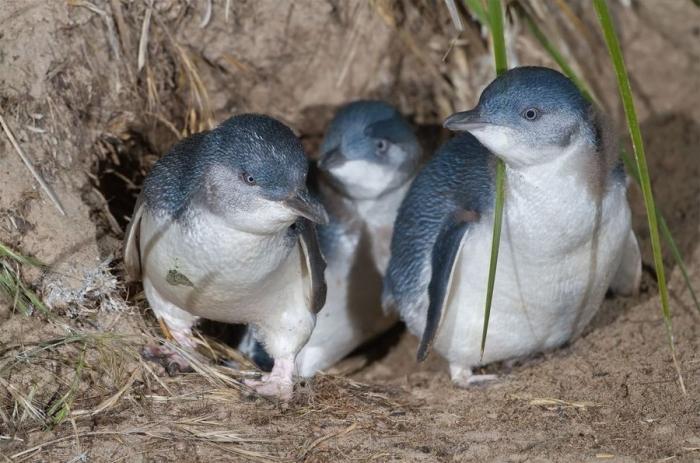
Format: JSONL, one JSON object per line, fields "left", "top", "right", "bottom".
{"left": 298, "top": 218, "right": 328, "bottom": 314}
{"left": 610, "top": 229, "right": 642, "bottom": 296}
{"left": 416, "top": 211, "right": 474, "bottom": 361}
{"left": 123, "top": 192, "right": 146, "bottom": 281}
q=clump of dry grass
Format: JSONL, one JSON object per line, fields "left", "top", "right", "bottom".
{"left": 293, "top": 374, "right": 408, "bottom": 418}
{"left": 1, "top": 331, "right": 137, "bottom": 431}
{"left": 1, "top": 310, "right": 415, "bottom": 461}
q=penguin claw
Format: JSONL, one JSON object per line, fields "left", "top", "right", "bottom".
{"left": 453, "top": 373, "right": 498, "bottom": 388}
{"left": 244, "top": 376, "right": 293, "bottom": 401}
{"left": 141, "top": 345, "right": 193, "bottom": 375}
{"left": 449, "top": 364, "right": 498, "bottom": 388}
{"left": 244, "top": 356, "right": 295, "bottom": 400}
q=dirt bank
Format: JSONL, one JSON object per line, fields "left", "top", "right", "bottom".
{"left": 1, "top": 1, "right": 699, "bottom": 461}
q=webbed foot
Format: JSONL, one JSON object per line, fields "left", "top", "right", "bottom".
{"left": 244, "top": 356, "right": 295, "bottom": 400}
{"left": 450, "top": 364, "right": 498, "bottom": 388}
{"left": 142, "top": 344, "right": 194, "bottom": 375}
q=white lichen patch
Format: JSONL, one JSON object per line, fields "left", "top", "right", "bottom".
{"left": 43, "top": 258, "right": 129, "bottom": 316}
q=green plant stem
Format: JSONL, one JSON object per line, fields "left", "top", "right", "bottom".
{"left": 463, "top": 0, "right": 489, "bottom": 25}
{"left": 620, "top": 152, "right": 700, "bottom": 311}
{"left": 489, "top": 0, "right": 508, "bottom": 75}
{"left": 594, "top": 0, "right": 684, "bottom": 393}
{"left": 479, "top": 0, "right": 508, "bottom": 359}
{"left": 519, "top": 7, "right": 594, "bottom": 103}
{"left": 482, "top": 161, "right": 505, "bottom": 358}
{"left": 0, "top": 241, "right": 47, "bottom": 314}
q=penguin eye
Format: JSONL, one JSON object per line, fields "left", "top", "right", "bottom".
{"left": 522, "top": 108, "right": 540, "bottom": 121}
{"left": 241, "top": 171, "right": 256, "bottom": 186}
{"left": 375, "top": 139, "right": 389, "bottom": 154}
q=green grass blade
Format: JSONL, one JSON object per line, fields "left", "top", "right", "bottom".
{"left": 0, "top": 241, "right": 44, "bottom": 268}
{"left": 482, "top": 161, "right": 505, "bottom": 358}
{"left": 620, "top": 152, "right": 700, "bottom": 312}
{"left": 0, "top": 241, "right": 47, "bottom": 315}
{"left": 488, "top": 0, "right": 508, "bottom": 75}
{"left": 519, "top": 7, "right": 594, "bottom": 103}
{"left": 47, "top": 342, "right": 86, "bottom": 426}
{"left": 593, "top": 0, "right": 685, "bottom": 392}
{"left": 479, "top": 0, "right": 508, "bottom": 359}
{"left": 463, "top": 0, "right": 489, "bottom": 27}
{"left": 659, "top": 214, "right": 700, "bottom": 310}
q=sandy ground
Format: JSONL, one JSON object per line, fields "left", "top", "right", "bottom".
{"left": 1, "top": 1, "right": 699, "bottom": 461}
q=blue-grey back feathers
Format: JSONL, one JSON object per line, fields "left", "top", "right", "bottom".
{"left": 143, "top": 132, "right": 210, "bottom": 216}
{"left": 383, "top": 133, "right": 494, "bottom": 315}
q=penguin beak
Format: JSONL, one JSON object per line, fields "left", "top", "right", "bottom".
{"left": 443, "top": 109, "right": 490, "bottom": 132}
{"left": 317, "top": 147, "right": 345, "bottom": 171}
{"left": 283, "top": 189, "right": 329, "bottom": 225}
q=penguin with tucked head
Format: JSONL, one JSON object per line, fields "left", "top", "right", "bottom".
{"left": 384, "top": 67, "right": 641, "bottom": 386}
{"left": 124, "top": 114, "right": 328, "bottom": 400}
{"left": 241, "top": 101, "right": 422, "bottom": 376}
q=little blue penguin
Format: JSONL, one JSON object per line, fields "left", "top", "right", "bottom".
{"left": 123, "top": 114, "right": 328, "bottom": 400}
{"left": 240, "top": 100, "right": 422, "bottom": 376}
{"left": 383, "top": 66, "right": 642, "bottom": 387}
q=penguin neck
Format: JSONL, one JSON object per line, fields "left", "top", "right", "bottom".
{"left": 321, "top": 176, "right": 411, "bottom": 275}
{"left": 504, "top": 136, "right": 607, "bottom": 202}
{"left": 352, "top": 181, "right": 411, "bottom": 274}
{"left": 352, "top": 180, "right": 410, "bottom": 224}
{"left": 320, "top": 171, "right": 411, "bottom": 226}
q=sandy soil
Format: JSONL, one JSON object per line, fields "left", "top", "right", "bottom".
{"left": 1, "top": 1, "right": 699, "bottom": 461}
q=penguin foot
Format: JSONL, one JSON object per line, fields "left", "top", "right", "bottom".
{"left": 450, "top": 364, "right": 498, "bottom": 388}
{"left": 141, "top": 345, "right": 194, "bottom": 376}
{"left": 244, "top": 356, "right": 295, "bottom": 400}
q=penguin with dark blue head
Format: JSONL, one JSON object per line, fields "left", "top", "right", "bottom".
{"left": 384, "top": 67, "right": 641, "bottom": 386}
{"left": 124, "top": 114, "right": 328, "bottom": 400}
{"left": 240, "top": 101, "right": 423, "bottom": 376}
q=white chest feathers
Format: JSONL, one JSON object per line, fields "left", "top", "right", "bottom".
{"left": 139, "top": 208, "right": 306, "bottom": 324}
{"left": 354, "top": 182, "right": 410, "bottom": 274}
{"left": 293, "top": 181, "right": 410, "bottom": 376}
{"left": 428, "top": 147, "right": 634, "bottom": 368}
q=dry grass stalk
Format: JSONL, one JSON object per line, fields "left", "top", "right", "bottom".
{"left": 137, "top": 4, "right": 153, "bottom": 71}
{"left": 0, "top": 112, "right": 66, "bottom": 216}
{"left": 152, "top": 12, "right": 214, "bottom": 133}
{"left": 528, "top": 398, "right": 598, "bottom": 410}
{"left": 68, "top": 0, "right": 121, "bottom": 62}
{"left": 0, "top": 376, "right": 45, "bottom": 425}
{"left": 11, "top": 421, "right": 284, "bottom": 462}
{"left": 165, "top": 342, "right": 250, "bottom": 393}
{"left": 71, "top": 368, "right": 138, "bottom": 417}
{"left": 200, "top": 0, "right": 213, "bottom": 28}
{"left": 109, "top": 0, "right": 131, "bottom": 53}
{"left": 443, "top": 0, "right": 464, "bottom": 32}
{"left": 296, "top": 422, "right": 359, "bottom": 461}
{"left": 225, "top": 0, "right": 232, "bottom": 22}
